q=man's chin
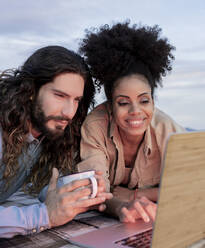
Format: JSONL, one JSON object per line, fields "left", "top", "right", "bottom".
{"left": 43, "top": 128, "right": 65, "bottom": 141}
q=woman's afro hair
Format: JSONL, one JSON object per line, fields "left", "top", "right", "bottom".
{"left": 79, "top": 20, "right": 175, "bottom": 92}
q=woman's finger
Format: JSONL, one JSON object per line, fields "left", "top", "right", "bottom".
{"left": 145, "top": 203, "right": 157, "bottom": 221}
{"left": 139, "top": 196, "right": 157, "bottom": 221}
{"left": 121, "top": 207, "right": 135, "bottom": 223}
{"left": 134, "top": 201, "right": 150, "bottom": 223}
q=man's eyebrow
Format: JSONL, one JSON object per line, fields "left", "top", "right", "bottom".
{"left": 52, "top": 89, "right": 68, "bottom": 96}
{"left": 75, "top": 96, "right": 83, "bottom": 100}
{"left": 52, "top": 89, "right": 83, "bottom": 99}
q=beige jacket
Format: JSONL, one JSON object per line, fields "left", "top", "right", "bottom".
{"left": 78, "top": 102, "right": 185, "bottom": 191}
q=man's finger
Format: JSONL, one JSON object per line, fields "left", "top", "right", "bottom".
{"left": 97, "top": 192, "right": 113, "bottom": 200}
{"left": 61, "top": 187, "right": 92, "bottom": 204}
{"left": 47, "top": 168, "right": 59, "bottom": 192}
{"left": 95, "top": 175, "right": 106, "bottom": 192}
{"left": 74, "top": 196, "right": 106, "bottom": 208}
{"left": 98, "top": 203, "right": 106, "bottom": 212}
{"left": 95, "top": 170, "right": 103, "bottom": 176}
{"left": 89, "top": 203, "right": 107, "bottom": 212}
{"left": 60, "top": 178, "right": 91, "bottom": 193}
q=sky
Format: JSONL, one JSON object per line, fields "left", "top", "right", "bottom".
{"left": 0, "top": 0, "right": 205, "bottom": 129}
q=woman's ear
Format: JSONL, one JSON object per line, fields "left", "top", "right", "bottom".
{"left": 151, "top": 94, "right": 155, "bottom": 105}
{"left": 107, "top": 99, "right": 112, "bottom": 108}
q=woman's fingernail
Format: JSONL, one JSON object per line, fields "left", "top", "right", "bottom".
{"left": 145, "top": 216, "right": 150, "bottom": 222}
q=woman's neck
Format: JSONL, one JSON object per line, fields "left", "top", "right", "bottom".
{"left": 118, "top": 128, "right": 144, "bottom": 148}
{"left": 119, "top": 128, "right": 145, "bottom": 168}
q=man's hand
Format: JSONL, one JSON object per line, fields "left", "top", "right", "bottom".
{"left": 119, "top": 196, "right": 157, "bottom": 223}
{"left": 45, "top": 168, "right": 112, "bottom": 228}
{"left": 89, "top": 170, "right": 113, "bottom": 212}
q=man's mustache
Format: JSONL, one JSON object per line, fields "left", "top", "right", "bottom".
{"left": 45, "top": 116, "right": 72, "bottom": 124}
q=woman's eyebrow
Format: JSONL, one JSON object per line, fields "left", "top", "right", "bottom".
{"left": 137, "top": 92, "right": 150, "bottom": 97}
{"left": 114, "top": 95, "right": 129, "bottom": 100}
{"left": 114, "top": 92, "right": 150, "bottom": 100}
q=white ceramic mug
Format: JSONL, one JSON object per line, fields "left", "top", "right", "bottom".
{"left": 59, "top": 170, "right": 98, "bottom": 199}
{"left": 39, "top": 170, "right": 97, "bottom": 202}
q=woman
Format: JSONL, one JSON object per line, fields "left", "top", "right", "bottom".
{"left": 77, "top": 21, "right": 185, "bottom": 223}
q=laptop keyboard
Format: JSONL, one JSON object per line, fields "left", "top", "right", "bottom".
{"left": 115, "top": 229, "right": 152, "bottom": 248}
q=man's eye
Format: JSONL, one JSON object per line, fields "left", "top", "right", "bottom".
{"left": 55, "top": 93, "right": 64, "bottom": 98}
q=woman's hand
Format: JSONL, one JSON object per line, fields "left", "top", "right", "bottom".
{"left": 112, "top": 186, "right": 134, "bottom": 202}
{"left": 135, "top": 187, "right": 159, "bottom": 202}
{"left": 112, "top": 186, "right": 159, "bottom": 203}
{"left": 119, "top": 196, "right": 157, "bottom": 223}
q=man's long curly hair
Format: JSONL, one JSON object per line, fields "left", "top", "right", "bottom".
{"left": 79, "top": 20, "right": 175, "bottom": 100}
{"left": 0, "top": 45, "right": 95, "bottom": 194}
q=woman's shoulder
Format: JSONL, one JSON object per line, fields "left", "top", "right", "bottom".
{"left": 152, "top": 107, "right": 174, "bottom": 123}
{"left": 150, "top": 108, "right": 186, "bottom": 154}
{"left": 84, "top": 101, "right": 110, "bottom": 124}
{"left": 151, "top": 107, "right": 185, "bottom": 133}
{"left": 81, "top": 101, "right": 111, "bottom": 135}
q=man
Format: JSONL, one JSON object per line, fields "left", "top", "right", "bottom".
{"left": 0, "top": 46, "right": 112, "bottom": 238}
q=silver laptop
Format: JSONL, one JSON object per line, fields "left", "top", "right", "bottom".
{"left": 70, "top": 131, "right": 205, "bottom": 248}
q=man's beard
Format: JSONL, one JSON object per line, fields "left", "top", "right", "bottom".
{"left": 30, "top": 99, "right": 71, "bottom": 141}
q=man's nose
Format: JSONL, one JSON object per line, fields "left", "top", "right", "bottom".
{"left": 61, "top": 100, "right": 77, "bottom": 120}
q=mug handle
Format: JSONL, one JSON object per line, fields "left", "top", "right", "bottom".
{"left": 89, "top": 176, "right": 98, "bottom": 198}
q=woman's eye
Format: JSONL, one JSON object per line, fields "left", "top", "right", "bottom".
{"left": 118, "top": 102, "right": 129, "bottom": 106}
{"left": 140, "top": 98, "right": 150, "bottom": 104}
